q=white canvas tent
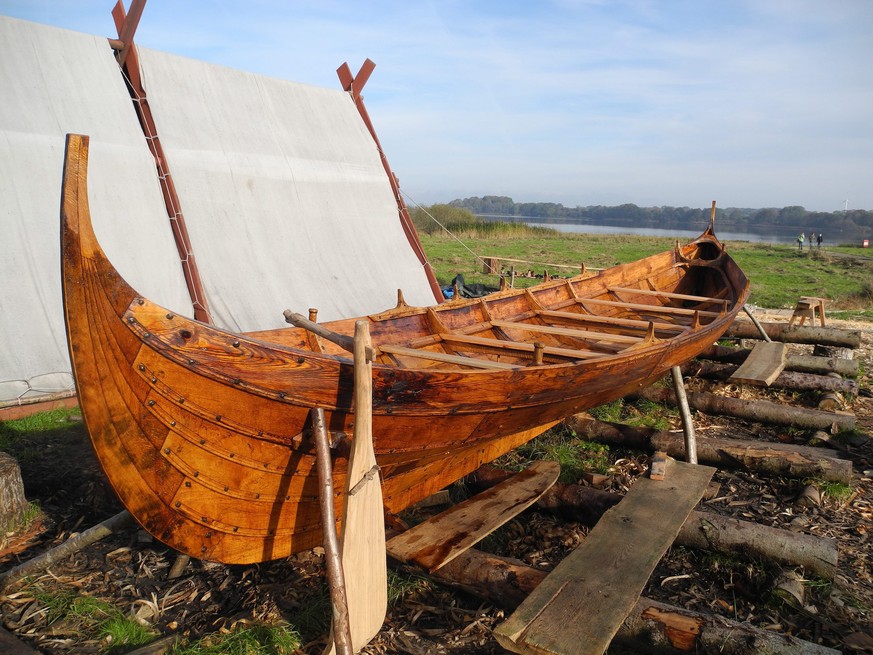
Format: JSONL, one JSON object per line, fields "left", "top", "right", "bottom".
{"left": 0, "top": 15, "right": 438, "bottom": 411}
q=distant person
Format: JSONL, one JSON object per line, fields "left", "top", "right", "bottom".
{"left": 797, "top": 232, "right": 805, "bottom": 251}
{"left": 817, "top": 233, "right": 823, "bottom": 248}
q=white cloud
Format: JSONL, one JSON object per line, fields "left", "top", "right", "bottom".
{"left": 3, "top": 0, "right": 870, "bottom": 210}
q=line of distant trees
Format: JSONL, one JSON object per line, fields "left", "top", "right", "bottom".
{"left": 445, "top": 196, "right": 873, "bottom": 234}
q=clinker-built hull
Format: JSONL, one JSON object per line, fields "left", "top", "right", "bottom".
{"left": 61, "top": 134, "right": 749, "bottom": 564}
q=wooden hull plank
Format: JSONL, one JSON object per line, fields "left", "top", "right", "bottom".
{"left": 387, "top": 460, "right": 560, "bottom": 572}
{"left": 494, "top": 458, "right": 714, "bottom": 655}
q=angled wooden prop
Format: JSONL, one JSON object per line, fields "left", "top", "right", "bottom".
{"left": 325, "top": 320, "right": 387, "bottom": 654}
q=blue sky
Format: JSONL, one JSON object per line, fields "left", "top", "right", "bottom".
{"left": 4, "top": 1, "right": 872, "bottom": 211}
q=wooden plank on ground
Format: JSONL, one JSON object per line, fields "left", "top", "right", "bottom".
{"left": 729, "top": 341, "right": 787, "bottom": 386}
{"left": 494, "top": 458, "right": 714, "bottom": 655}
{"left": 387, "top": 461, "right": 560, "bottom": 572}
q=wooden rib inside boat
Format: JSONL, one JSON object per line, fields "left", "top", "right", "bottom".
{"left": 61, "top": 134, "right": 750, "bottom": 564}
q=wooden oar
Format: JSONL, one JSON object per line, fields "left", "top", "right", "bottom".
{"left": 324, "top": 319, "right": 387, "bottom": 654}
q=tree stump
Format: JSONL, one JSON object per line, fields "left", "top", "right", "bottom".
{"left": 0, "top": 451, "right": 28, "bottom": 534}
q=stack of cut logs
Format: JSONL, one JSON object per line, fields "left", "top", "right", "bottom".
{"left": 0, "top": 317, "right": 862, "bottom": 655}
{"left": 427, "top": 316, "right": 860, "bottom": 655}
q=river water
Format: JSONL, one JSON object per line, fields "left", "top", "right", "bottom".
{"left": 522, "top": 222, "right": 844, "bottom": 245}
{"left": 531, "top": 222, "right": 789, "bottom": 244}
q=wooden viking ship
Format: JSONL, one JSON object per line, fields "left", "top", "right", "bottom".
{"left": 61, "top": 134, "right": 750, "bottom": 564}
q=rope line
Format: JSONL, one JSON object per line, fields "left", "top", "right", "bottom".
{"left": 120, "top": 66, "right": 211, "bottom": 320}
{"left": 399, "top": 189, "right": 490, "bottom": 272}
{"left": 1, "top": 373, "right": 76, "bottom": 402}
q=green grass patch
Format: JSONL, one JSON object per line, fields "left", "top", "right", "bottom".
{"left": 29, "top": 585, "right": 157, "bottom": 652}
{"left": 589, "top": 398, "right": 674, "bottom": 431}
{"left": 588, "top": 400, "right": 624, "bottom": 424}
{"left": 280, "top": 586, "right": 330, "bottom": 642}
{"left": 387, "top": 569, "right": 433, "bottom": 606}
{"left": 420, "top": 228, "right": 873, "bottom": 311}
{"left": 170, "top": 623, "right": 300, "bottom": 655}
{"left": 816, "top": 480, "right": 853, "bottom": 502}
{"left": 0, "top": 407, "right": 82, "bottom": 451}
{"left": 503, "top": 426, "right": 611, "bottom": 481}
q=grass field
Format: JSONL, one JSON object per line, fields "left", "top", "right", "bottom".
{"left": 420, "top": 226, "right": 873, "bottom": 311}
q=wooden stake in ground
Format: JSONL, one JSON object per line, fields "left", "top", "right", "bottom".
{"left": 324, "top": 320, "right": 387, "bottom": 655}
{"left": 0, "top": 452, "right": 28, "bottom": 534}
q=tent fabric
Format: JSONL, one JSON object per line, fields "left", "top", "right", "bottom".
{"left": 0, "top": 17, "right": 194, "bottom": 404}
{"left": 1, "top": 16, "right": 438, "bottom": 406}
{"left": 136, "top": 48, "right": 436, "bottom": 331}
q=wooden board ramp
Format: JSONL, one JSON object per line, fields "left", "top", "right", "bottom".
{"left": 728, "top": 341, "right": 787, "bottom": 386}
{"left": 494, "top": 458, "right": 714, "bottom": 655}
{"left": 386, "top": 460, "right": 560, "bottom": 572}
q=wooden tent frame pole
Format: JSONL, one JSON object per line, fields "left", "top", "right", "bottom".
{"left": 337, "top": 60, "right": 444, "bottom": 304}
{"left": 110, "top": 0, "right": 213, "bottom": 324}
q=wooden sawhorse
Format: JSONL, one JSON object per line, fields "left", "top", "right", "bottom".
{"left": 788, "top": 296, "right": 826, "bottom": 328}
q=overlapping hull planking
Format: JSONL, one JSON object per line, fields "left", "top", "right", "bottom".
{"left": 61, "top": 134, "right": 749, "bottom": 563}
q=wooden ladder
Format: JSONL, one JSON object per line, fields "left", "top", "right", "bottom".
{"left": 494, "top": 458, "right": 714, "bottom": 655}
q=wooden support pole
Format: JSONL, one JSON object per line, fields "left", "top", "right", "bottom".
{"left": 166, "top": 554, "right": 190, "bottom": 580}
{"left": 742, "top": 305, "right": 773, "bottom": 342}
{"left": 671, "top": 366, "right": 697, "bottom": 464}
{"left": 0, "top": 510, "right": 135, "bottom": 591}
{"left": 311, "top": 408, "right": 353, "bottom": 655}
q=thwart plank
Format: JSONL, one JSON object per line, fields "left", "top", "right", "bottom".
{"left": 494, "top": 458, "right": 714, "bottom": 655}
{"left": 386, "top": 461, "right": 560, "bottom": 572}
{"left": 729, "top": 341, "right": 787, "bottom": 386}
